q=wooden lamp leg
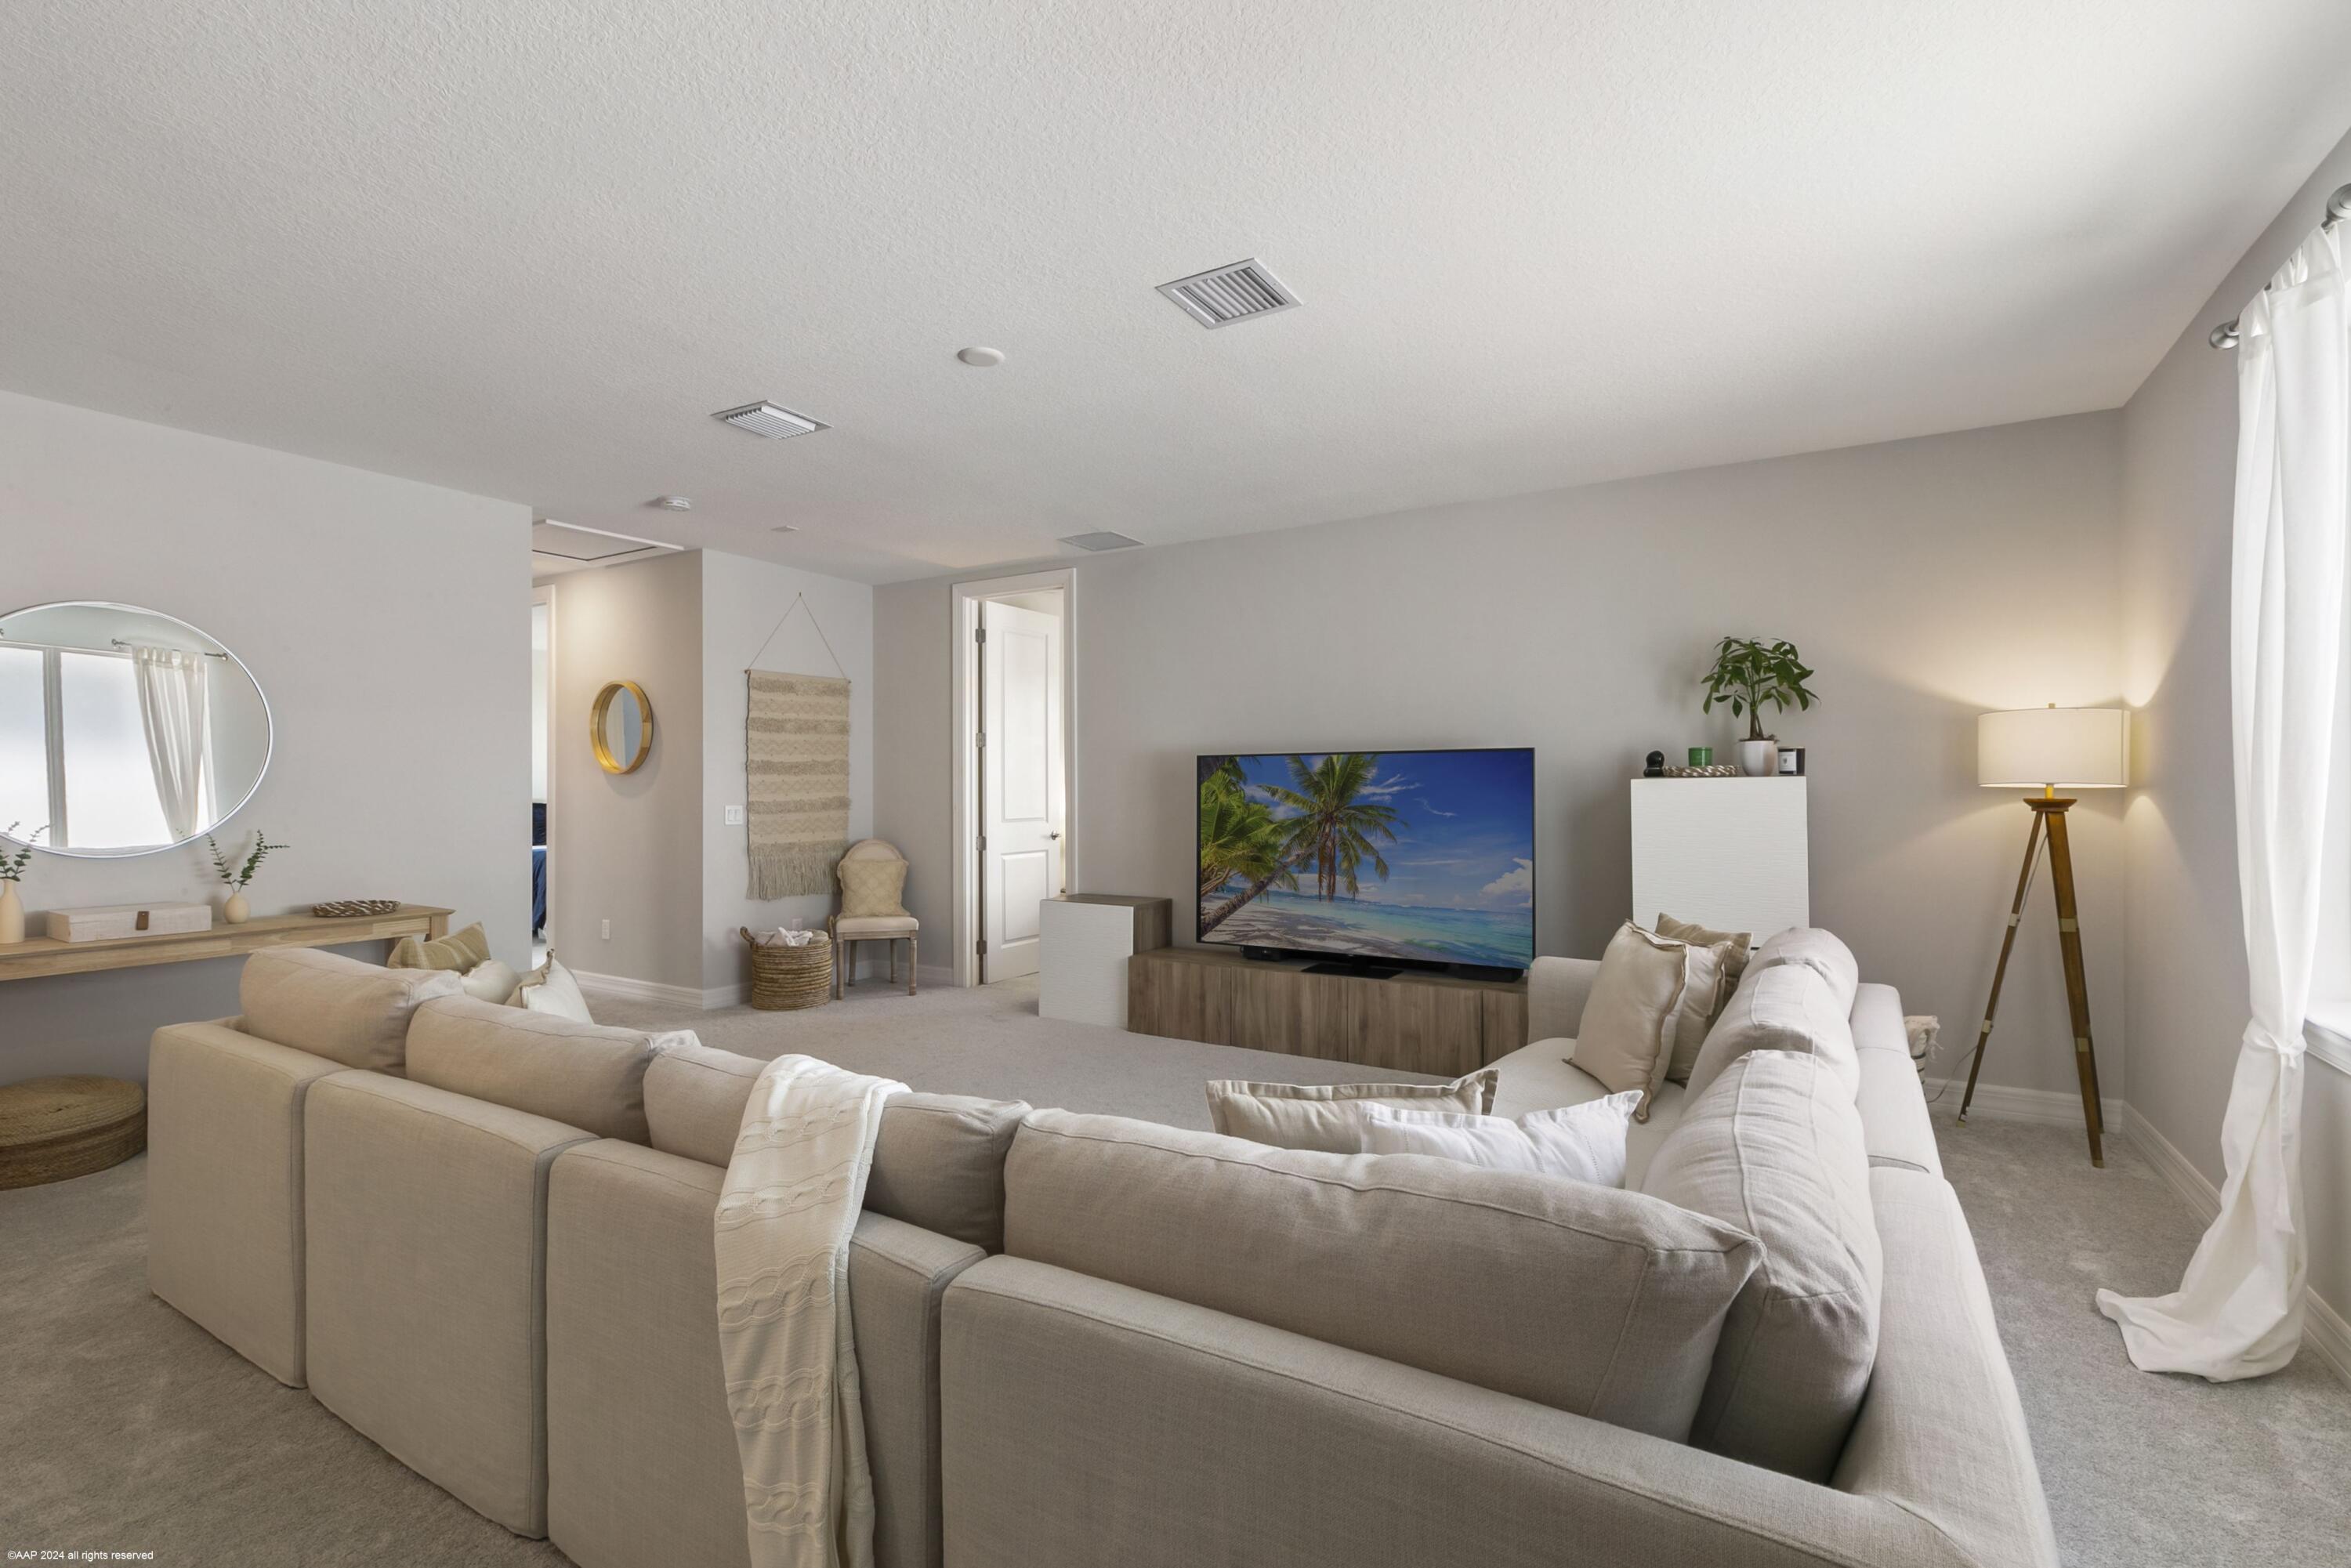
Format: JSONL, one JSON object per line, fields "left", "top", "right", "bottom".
{"left": 1958, "top": 809, "right": 2045, "bottom": 1126}
{"left": 2041, "top": 803, "right": 2106, "bottom": 1168}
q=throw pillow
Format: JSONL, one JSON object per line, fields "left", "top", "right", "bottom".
{"left": 1749, "top": 926, "right": 1860, "bottom": 1014}
{"left": 1360, "top": 1092, "right": 1643, "bottom": 1186}
{"left": 511, "top": 952, "right": 595, "bottom": 1024}
{"left": 1661, "top": 936, "right": 1741, "bottom": 1086}
{"left": 1655, "top": 914, "right": 1752, "bottom": 986}
{"left": 1567, "top": 922, "right": 1691, "bottom": 1121}
{"left": 387, "top": 921, "right": 492, "bottom": 973}
{"left": 459, "top": 958, "right": 520, "bottom": 1004}
{"left": 839, "top": 858, "right": 910, "bottom": 918}
{"left": 1205, "top": 1069, "right": 1501, "bottom": 1154}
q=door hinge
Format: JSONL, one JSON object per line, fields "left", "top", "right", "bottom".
{"left": 975, "top": 730, "right": 985, "bottom": 749}
{"left": 976, "top": 939, "right": 988, "bottom": 956}
{"left": 977, "top": 835, "right": 987, "bottom": 852}
{"left": 975, "top": 628, "right": 987, "bottom": 644}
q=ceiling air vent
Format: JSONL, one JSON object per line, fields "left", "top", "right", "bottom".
{"left": 714, "top": 401, "right": 828, "bottom": 439}
{"left": 1156, "top": 259, "right": 1299, "bottom": 328}
{"left": 1060, "top": 531, "right": 1143, "bottom": 552}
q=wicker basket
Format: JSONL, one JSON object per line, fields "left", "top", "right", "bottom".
{"left": 0, "top": 1076, "right": 147, "bottom": 1190}
{"left": 741, "top": 928, "right": 833, "bottom": 1011}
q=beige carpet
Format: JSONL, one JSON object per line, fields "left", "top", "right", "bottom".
{"left": 4, "top": 976, "right": 2349, "bottom": 1566}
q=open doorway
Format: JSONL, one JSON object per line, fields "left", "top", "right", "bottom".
{"left": 951, "top": 570, "right": 1076, "bottom": 987}
{"left": 531, "top": 584, "right": 554, "bottom": 969}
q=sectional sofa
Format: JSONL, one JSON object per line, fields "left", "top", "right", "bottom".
{"left": 145, "top": 940, "right": 2059, "bottom": 1567}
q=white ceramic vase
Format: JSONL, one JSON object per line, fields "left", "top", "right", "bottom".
{"left": 0, "top": 881, "right": 23, "bottom": 945}
{"left": 1737, "top": 739, "right": 1780, "bottom": 777}
{"left": 223, "top": 890, "right": 251, "bottom": 925}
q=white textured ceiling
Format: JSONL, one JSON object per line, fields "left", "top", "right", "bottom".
{"left": 5, "top": 2, "right": 2349, "bottom": 584}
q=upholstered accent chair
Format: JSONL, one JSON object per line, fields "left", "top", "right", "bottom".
{"left": 830, "top": 838, "right": 918, "bottom": 998}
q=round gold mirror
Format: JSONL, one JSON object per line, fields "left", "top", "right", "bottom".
{"left": 590, "top": 681, "right": 654, "bottom": 774}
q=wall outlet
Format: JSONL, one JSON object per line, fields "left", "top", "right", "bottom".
{"left": 724, "top": 804, "right": 744, "bottom": 826}
{"left": 600, "top": 918, "right": 611, "bottom": 940}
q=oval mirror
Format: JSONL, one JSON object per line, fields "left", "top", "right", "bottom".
{"left": 0, "top": 601, "right": 274, "bottom": 858}
{"left": 592, "top": 681, "right": 654, "bottom": 774}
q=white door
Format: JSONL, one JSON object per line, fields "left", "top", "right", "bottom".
{"left": 980, "top": 599, "right": 1063, "bottom": 981}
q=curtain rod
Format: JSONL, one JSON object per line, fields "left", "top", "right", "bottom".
{"left": 0, "top": 631, "right": 229, "bottom": 659}
{"left": 2208, "top": 183, "right": 2351, "bottom": 349}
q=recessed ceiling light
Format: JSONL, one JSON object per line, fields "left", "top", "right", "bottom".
{"left": 1060, "top": 531, "right": 1144, "bottom": 552}
{"left": 650, "top": 495, "right": 694, "bottom": 511}
{"left": 957, "top": 346, "right": 1005, "bottom": 368}
{"left": 770, "top": 524, "right": 799, "bottom": 534}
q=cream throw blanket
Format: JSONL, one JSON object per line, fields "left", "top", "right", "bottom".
{"left": 716, "top": 1054, "right": 907, "bottom": 1568}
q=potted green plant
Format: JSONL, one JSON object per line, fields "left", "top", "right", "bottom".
{"left": 1701, "top": 637, "right": 1818, "bottom": 776}
{"left": 208, "top": 830, "right": 288, "bottom": 925}
{"left": 0, "top": 824, "right": 42, "bottom": 945}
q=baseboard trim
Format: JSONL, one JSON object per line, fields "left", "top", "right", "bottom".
{"left": 2123, "top": 1107, "right": 2351, "bottom": 1388}
{"left": 571, "top": 969, "right": 710, "bottom": 1012}
{"left": 1928, "top": 1078, "right": 2127, "bottom": 1139}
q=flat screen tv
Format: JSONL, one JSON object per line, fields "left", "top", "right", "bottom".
{"left": 1196, "top": 748, "right": 1534, "bottom": 973}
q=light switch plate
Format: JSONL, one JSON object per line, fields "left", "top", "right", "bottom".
{"left": 724, "top": 805, "right": 744, "bottom": 826}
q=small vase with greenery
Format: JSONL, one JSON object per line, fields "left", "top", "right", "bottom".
{"left": 1701, "top": 637, "right": 1818, "bottom": 774}
{"left": 0, "top": 823, "right": 42, "bottom": 945}
{"left": 208, "top": 831, "right": 288, "bottom": 925}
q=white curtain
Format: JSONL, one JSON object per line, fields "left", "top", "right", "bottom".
{"left": 2096, "top": 222, "right": 2349, "bottom": 1378}
{"left": 129, "top": 645, "right": 209, "bottom": 842}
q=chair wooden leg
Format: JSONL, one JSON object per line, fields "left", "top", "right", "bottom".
{"left": 889, "top": 942, "right": 897, "bottom": 985}
{"left": 907, "top": 936, "right": 918, "bottom": 996}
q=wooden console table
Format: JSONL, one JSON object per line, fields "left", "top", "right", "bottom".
{"left": 1128, "top": 945, "right": 1527, "bottom": 1080}
{"left": 0, "top": 905, "right": 451, "bottom": 982}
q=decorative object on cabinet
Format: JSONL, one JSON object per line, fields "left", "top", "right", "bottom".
{"left": 1643, "top": 751, "right": 1665, "bottom": 778}
{"left": 1040, "top": 895, "right": 1172, "bottom": 1027}
{"left": 741, "top": 926, "right": 835, "bottom": 1011}
{"left": 1661, "top": 764, "right": 1741, "bottom": 778}
{"left": 1628, "top": 777, "right": 1809, "bottom": 945}
{"left": 1957, "top": 704, "right": 2129, "bottom": 1167}
{"left": 0, "top": 1076, "right": 147, "bottom": 1190}
{"left": 1701, "top": 636, "right": 1817, "bottom": 777}
{"left": 207, "top": 829, "right": 286, "bottom": 925}
{"left": 312, "top": 899, "right": 401, "bottom": 918}
{"left": 1686, "top": 747, "right": 1713, "bottom": 767}
{"left": 590, "top": 680, "right": 654, "bottom": 774}
{"left": 1777, "top": 746, "right": 1808, "bottom": 776}
{"left": 0, "top": 824, "right": 40, "bottom": 945}
{"left": 0, "top": 602, "right": 273, "bottom": 856}
{"left": 828, "top": 838, "right": 918, "bottom": 997}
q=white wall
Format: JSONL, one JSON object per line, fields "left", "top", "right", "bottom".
{"left": 2119, "top": 126, "right": 2351, "bottom": 1323}
{"left": 545, "top": 551, "right": 705, "bottom": 994}
{"left": 701, "top": 551, "right": 875, "bottom": 996}
{"left": 876, "top": 412, "right": 2128, "bottom": 1101}
{"left": 0, "top": 389, "right": 531, "bottom": 1082}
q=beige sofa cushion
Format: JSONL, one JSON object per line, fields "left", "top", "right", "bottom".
{"left": 1750, "top": 925, "right": 1860, "bottom": 1014}
{"left": 1567, "top": 922, "right": 1692, "bottom": 1120}
{"left": 1683, "top": 961, "right": 1859, "bottom": 1106}
{"left": 643, "top": 1040, "right": 1027, "bottom": 1251}
{"left": 1203, "top": 1069, "right": 1498, "bottom": 1154}
{"left": 405, "top": 995, "right": 657, "bottom": 1143}
{"left": 237, "top": 947, "right": 463, "bottom": 1072}
{"left": 1642, "top": 1049, "right": 1882, "bottom": 1482}
{"left": 1849, "top": 982, "right": 1942, "bottom": 1175}
{"left": 1002, "top": 1109, "right": 1757, "bottom": 1439}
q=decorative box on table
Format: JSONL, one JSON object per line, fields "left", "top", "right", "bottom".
{"left": 45, "top": 903, "right": 213, "bottom": 943}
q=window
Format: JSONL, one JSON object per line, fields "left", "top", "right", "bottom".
{"left": 0, "top": 643, "right": 197, "bottom": 850}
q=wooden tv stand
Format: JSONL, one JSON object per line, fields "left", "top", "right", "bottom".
{"left": 1126, "top": 945, "right": 1528, "bottom": 1080}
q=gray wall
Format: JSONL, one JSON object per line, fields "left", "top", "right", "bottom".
{"left": 2119, "top": 125, "right": 2351, "bottom": 1320}
{"left": 546, "top": 550, "right": 706, "bottom": 994}
{"left": 1, "top": 389, "right": 531, "bottom": 1082}
{"left": 875, "top": 411, "right": 2128, "bottom": 1101}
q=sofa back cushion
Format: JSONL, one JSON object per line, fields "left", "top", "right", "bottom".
{"left": 1641, "top": 1049, "right": 1882, "bottom": 1481}
{"left": 1683, "top": 961, "right": 1859, "bottom": 1106}
{"left": 1749, "top": 926, "right": 1860, "bottom": 1014}
{"left": 642, "top": 1041, "right": 1027, "bottom": 1251}
{"left": 406, "top": 996, "right": 656, "bottom": 1143}
{"left": 238, "top": 947, "right": 463, "bottom": 1073}
{"left": 1002, "top": 1108, "right": 1758, "bottom": 1439}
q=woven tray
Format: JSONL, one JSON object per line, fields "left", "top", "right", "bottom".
{"left": 741, "top": 929, "right": 833, "bottom": 1012}
{"left": 312, "top": 900, "right": 402, "bottom": 918}
{"left": 0, "top": 1076, "right": 147, "bottom": 1190}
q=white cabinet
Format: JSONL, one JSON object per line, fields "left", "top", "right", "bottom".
{"left": 1038, "top": 896, "right": 1172, "bottom": 1028}
{"left": 1629, "top": 778, "right": 1809, "bottom": 941}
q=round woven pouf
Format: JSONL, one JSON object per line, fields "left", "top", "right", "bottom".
{"left": 0, "top": 1076, "right": 147, "bottom": 1190}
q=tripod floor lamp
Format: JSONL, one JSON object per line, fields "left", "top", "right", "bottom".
{"left": 1957, "top": 704, "right": 2130, "bottom": 1166}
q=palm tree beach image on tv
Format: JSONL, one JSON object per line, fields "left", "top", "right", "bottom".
{"left": 1197, "top": 748, "right": 1534, "bottom": 974}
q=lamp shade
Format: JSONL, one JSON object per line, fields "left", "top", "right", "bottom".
{"left": 1977, "top": 707, "right": 2129, "bottom": 788}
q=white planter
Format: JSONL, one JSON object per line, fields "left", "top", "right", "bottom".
{"left": 1737, "top": 740, "right": 1780, "bottom": 777}
{"left": 223, "top": 891, "right": 251, "bottom": 925}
